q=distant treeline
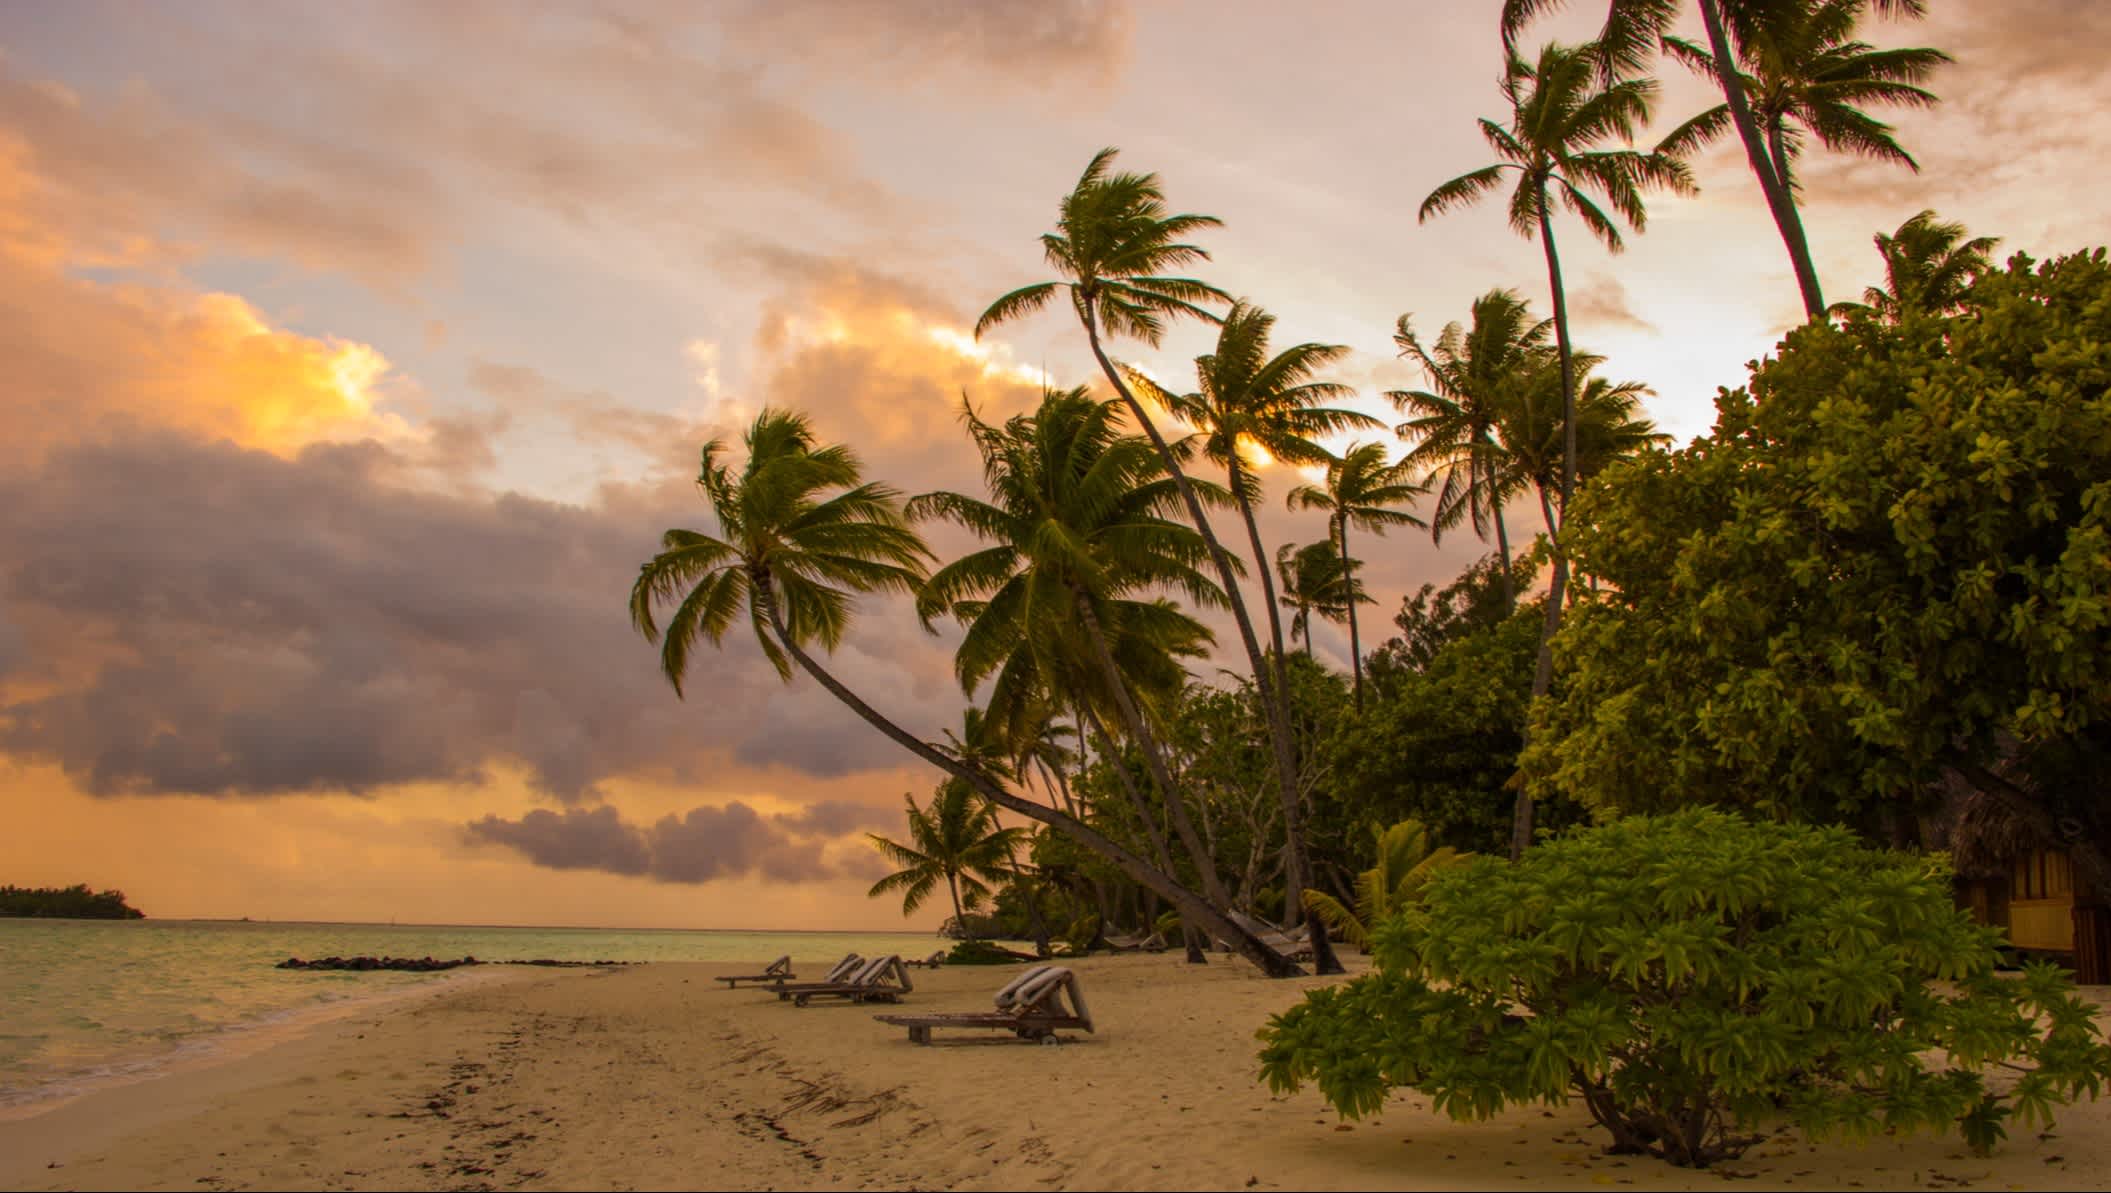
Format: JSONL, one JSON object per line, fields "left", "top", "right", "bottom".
{"left": 0, "top": 884, "right": 145, "bottom": 919}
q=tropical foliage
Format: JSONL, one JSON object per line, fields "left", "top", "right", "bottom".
{"left": 1299, "top": 819, "right": 1469, "bottom": 952}
{"left": 1260, "top": 810, "right": 2111, "bottom": 1167}
{"left": 867, "top": 781, "right": 1028, "bottom": 942}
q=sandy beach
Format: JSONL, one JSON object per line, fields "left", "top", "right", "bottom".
{"left": 0, "top": 954, "right": 2104, "bottom": 1192}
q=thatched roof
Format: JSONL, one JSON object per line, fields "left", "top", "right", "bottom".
{"left": 1946, "top": 790, "right": 2048, "bottom": 880}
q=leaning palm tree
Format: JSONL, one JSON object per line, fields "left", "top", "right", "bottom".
{"left": 1286, "top": 443, "right": 1428, "bottom": 710}
{"left": 1421, "top": 40, "right": 1689, "bottom": 855}
{"left": 868, "top": 780, "right": 1027, "bottom": 942}
{"left": 1123, "top": 300, "right": 1382, "bottom": 706}
{"left": 1276, "top": 539, "right": 1364, "bottom": 659}
{"left": 1390, "top": 289, "right": 1553, "bottom": 615}
{"left": 1838, "top": 208, "right": 2000, "bottom": 320}
{"left": 629, "top": 407, "right": 1303, "bottom": 977}
{"left": 973, "top": 150, "right": 1343, "bottom": 973}
{"left": 1300, "top": 819, "right": 1472, "bottom": 952}
{"left": 910, "top": 390, "right": 1237, "bottom": 920}
{"left": 1503, "top": 0, "right": 1938, "bottom": 319}
{"left": 1658, "top": 1, "right": 1950, "bottom": 266}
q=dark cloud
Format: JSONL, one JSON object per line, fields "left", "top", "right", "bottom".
{"left": 0, "top": 431, "right": 959, "bottom": 798}
{"left": 774, "top": 798, "right": 894, "bottom": 837}
{"left": 463, "top": 800, "right": 856, "bottom": 884}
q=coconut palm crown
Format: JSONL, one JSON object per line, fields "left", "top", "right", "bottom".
{"left": 629, "top": 407, "right": 930, "bottom": 691}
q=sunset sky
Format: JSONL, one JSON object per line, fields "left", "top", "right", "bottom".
{"left": 2, "top": 1, "right": 2105, "bottom": 931}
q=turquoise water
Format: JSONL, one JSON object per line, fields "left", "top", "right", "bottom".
{"left": 0, "top": 918, "right": 943, "bottom": 1113}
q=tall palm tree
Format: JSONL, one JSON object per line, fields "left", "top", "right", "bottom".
{"left": 1658, "top": 1, "right": 1950, "bottom": 257}
{"left": 1421, "top": 40, "right": 1689, "bottom": 855}
{"left": 1276, "top": 540, "right": 1364, "bottom": 659}
{"left": 629, "top": 407, "right": 1304, "bottom": 977}
{"left": 909, "top": 390, "right": 1237, "bottom": 918}
{"left": 1122, "top": 300, "right": 1382, "bottom": 711}
{"left": 1390, "top": 289, "right": 1553, "bottom": 615}
{"left": 1503, "top": 0, "right": 1937, "bottom": 319}
{"left": 1287, "top": 443, "right": 1428, "bottom": 711}
{"left": 975, "top": 151, "right": 1343, "bottom": 973}
{"left": 867, "top": 780, "right": 1027, "bottom": 942}
{"left": 1838, "top": 208, "right": 2000, "bottom": 320}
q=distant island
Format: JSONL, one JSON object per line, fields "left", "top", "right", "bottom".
{"left": 0, "top": 884, "right": 146, "bottom": 919}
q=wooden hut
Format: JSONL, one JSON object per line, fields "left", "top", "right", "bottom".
{"left": 1948, "top": 791, "right": 2111, "bottom": 983}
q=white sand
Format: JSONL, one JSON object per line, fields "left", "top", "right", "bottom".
{"left": 2, "top": 954, "right": 2103, "bottom": 1191}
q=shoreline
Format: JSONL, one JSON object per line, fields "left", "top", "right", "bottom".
{"left": 4, "top": 956, "right": 2105, "bottom": 1191}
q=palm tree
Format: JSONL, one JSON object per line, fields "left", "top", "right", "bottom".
{"left": 1499, "top": 350, "right": 1667, "bottom": 539}
{"left": 1421, "top": 40, "right": 1689, "bottom": 855}
{"left": 629, "top": 407, "right": 1305, "bottom": 977}
{"left": 1122, "top": 300, "right": 1382, "bottom": 711}
{"left": 1276, "top": 540, "right": 1364, "bottom": 659}
{"left": 1658, "top": 1, "right": 1950, "bottom": 267}
{"left": 1300, "top": 819, "right": 1472, "bottom": 952}
{"left": 1390, "top": 289, "right": 1553, "bottom": 615}
{"left": 1287, "top": 443, "right": 1428, "bottom": 711}
{"left": 974, "top": 150, "right": 1343, "bottom": 973}
{"left": 1838, "top": 208, "right": 1999, "bottom": 320}
{"left": 1503, "top": 0, "right": 1937, "bottom": 319}
{"left": 910, "top": 389, "right": 1238, "bottom": 919}
{"left": 867, "top": 780, "right": 1027, "bottom": 941}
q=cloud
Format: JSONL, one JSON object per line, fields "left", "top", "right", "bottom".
{"left": 1567, "top": 274, "right": 1659, "bottom": 337}
{"left": 716, "top": 0, "right": 1136, "bottom": 87}
{"left": 463, "top": 799, "right": 871, "bottom": 884}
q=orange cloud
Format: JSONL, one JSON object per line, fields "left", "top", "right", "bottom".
{"left": 0, "top": 152, "right": 406, "bottom": 462}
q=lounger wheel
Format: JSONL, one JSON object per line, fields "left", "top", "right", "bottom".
{"left": 794, "top": 993, "right": 811, "bottom": 1007}
{"left": 1039, "top": 1033, "right": 1060, "bottom": 1046}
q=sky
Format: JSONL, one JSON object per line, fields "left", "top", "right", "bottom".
{"left": 1, "top": 0, "right": 2105, "bottom": 930}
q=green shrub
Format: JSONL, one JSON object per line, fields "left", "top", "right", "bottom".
{"left": 1257, "top": 809, "right": 2111, "bottom": 1167}
{"left": 945, "top": 939, "right": 1025, "bottom": 966}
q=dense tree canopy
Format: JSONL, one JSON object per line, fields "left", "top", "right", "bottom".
{"left": 1526, "top": 250, "right": 2111, "bottom": 875}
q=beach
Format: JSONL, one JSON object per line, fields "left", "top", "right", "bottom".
{"left": 3, "top": 955, "right": 2106, "bottom": 1192}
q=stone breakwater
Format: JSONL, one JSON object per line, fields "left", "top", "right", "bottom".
{"left": 275, "top": 956, "right": 636, "bottom": 972}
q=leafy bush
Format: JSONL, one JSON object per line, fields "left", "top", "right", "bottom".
{"left": 1257, "top": 810, "right": 2111, "bottom": 1167}
{"left": 945, "top": 939, "right": 1026, "bottom": 966}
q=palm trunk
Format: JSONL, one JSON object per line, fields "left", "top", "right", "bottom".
{"left": 1086, "top": 714, "right": 1209, "bottom": 965}
{"left": 1079, "top": 298, "right": 1342, "bottom": 974}
{"left": 1514, "top": 191, "right": 1582, "bottom": 862}
{"left": 1699, "top": 0, "right": 1824, "bottom": 318}
{"left": 947, "top": 874, "right": 971, "bottom": 943}
{"left": 1230, "top": 455, "right": 1293, "bottom": 720}
{"left": 1075, "top": 592, "right": 1234, "bottom": 913}
{"left": 1489, "top": 444, "right": 1516, "bottom": 617}
{"left": 750, "top": 574, "right": 1302, "bottom": 977}
{"left": 1335, "top": 516, "right": 1366, "bottom": 712}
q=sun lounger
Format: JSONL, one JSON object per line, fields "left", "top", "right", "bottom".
{"left": 776, "top": 953, "right": 913, "bottom": 1006}
{"left": 763, "top": 952, "right": 859, "bottom": 993}
{"left": 1103, "top": 931, "right": 1167, "bottom": 953}
{"left": 1223, "top": 911, "right": 1314, "bottom": 962}
{"left": 874, "top": 965, "right": 1095, "bottom": 1045}
{"left": 903, "top": 949, "right": 948, "bottom": 969}
{"left": 718, "top": 954, "right": 796, "bottom": 988}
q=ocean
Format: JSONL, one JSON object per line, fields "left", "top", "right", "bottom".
{"left": 0, "top": 917, "right": 945, "bottom": 1117}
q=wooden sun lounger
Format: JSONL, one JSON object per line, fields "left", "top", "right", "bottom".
{"left": 903, "top": 949, "right": 948, "bottom": 969}
{"left": 764, "top": 952, "right": 859, "bottom": 993}
{"left": 1103, "top": 931, "right": 1167, "bottom": 953}
{"left": 776, "top": 954, "right": 913, "bottom": 1006}
{"left": 1224, "top": 912, "right": 1313, "bottom": 961}
{"left": 718, "top": 954, "right": 796, "bottom": 988}
{"left": 874, "top": 965, "right": 1094, "bottom": 1045}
